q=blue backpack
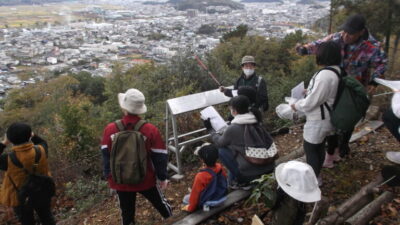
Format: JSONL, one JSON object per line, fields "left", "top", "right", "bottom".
{"left": 198, "top": 168, "right": 228, "bottom": 208}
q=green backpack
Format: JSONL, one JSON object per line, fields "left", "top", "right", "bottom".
{"left": 322, "top": 67, "right": 370, "bottom": 132}
{"left": 110, "top": 120, "right": 147, "bottom": 185}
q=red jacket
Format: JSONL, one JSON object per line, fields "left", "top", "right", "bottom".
{"left": 101, "top": 115, "right": 168, "bottom": 192}
{"left": 187, "top": 163, "right": 227, "bottom": 212}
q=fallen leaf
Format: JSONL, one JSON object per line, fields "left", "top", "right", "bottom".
{"left": 387, "top": 204, "right": 398, "bottom": 217}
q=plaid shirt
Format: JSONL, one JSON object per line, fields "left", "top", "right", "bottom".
{"left": 303, "top": 31, "right": 387, "bottom": 86}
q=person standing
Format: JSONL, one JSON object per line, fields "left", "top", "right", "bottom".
{"left": 291, "top": 41, "right": 341, "bottom": 180}
{"left": 296, "top": 14, "right": 387, "bottom": 159}
{"left": 0, "top": 123, "right": 56, "bottom": 225}
{"left": 219, "top": 55, "right": 269, "bottom": 112}
{"left": 101, "top": 89, "right": 172, "bottom": 225}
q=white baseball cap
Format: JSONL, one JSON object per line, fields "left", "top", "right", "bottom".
{"left": 275, "top": 161, "right": 321, "bottom": 203}
{"left": 118, "top": 89, "right": 147, "bottom": 115}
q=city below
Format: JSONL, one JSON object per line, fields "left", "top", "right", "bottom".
{"left": 0, "top": 0, "right": 330, "bottom": 102}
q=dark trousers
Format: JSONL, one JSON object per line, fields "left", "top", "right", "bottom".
{"left": 304, "top": 140, "right": 325, "bottom": 177}
{"left": 14, "top": 198, "right": 55, "bottom": 225}
{"left": 326, "top": 135, "right": 339, "bottom": 155}
{"left": 339, "top": 129, "right": 353, "bottom": 157}
{"left": 325, "top": 130, "right": 352, "bottom": 157}
{"left": 117, "top": 186, "right": 172, "bottom": 225}
{"left": 218, "top": 147, "right": 241, "bottom": 183}
{"left": 383, "top": 108, "right": 400, "bottom": 142}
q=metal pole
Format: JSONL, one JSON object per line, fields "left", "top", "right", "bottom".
{"left": 171, "top": 114, "right": 181, "bottom": 174}
{"left": 373, "top": 92, "right": 394, "bottom": 97}
{"left": 165, "top": 103, "right": 169, "bottom": 154}
{"left": 194, "top": 55, "right": 221, "bottom": 86}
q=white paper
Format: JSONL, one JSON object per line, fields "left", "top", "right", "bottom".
{"left": 374, "top": 78, "right": 400, "bottom": 91}
{"left": 200, "top": 106, "right": 227, "bottom": 131}
{"left": 232, "top": 90, "right": 238, "bottom": 97}
{"left": 291, "top": 81, "right": 305, "bottom": 100}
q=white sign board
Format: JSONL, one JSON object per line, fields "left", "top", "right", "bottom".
{"left": 167, "top": 87, "right": 232, "bottom": 115}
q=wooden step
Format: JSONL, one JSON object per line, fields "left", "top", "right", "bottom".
{"left": 172, "top": 189, "right": 251, "bottom": 225}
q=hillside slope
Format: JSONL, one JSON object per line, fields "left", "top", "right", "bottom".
{"left": 54, "top": 123, "right": 400, "bottom": 225}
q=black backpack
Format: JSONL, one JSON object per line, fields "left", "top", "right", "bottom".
{"left": 8, "top": 146, "right": 56, "bottom": 206}
{"left": 242, "top": 124, "right": 278, "bottom": 165}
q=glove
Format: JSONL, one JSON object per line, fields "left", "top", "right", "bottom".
{"left": 203, "top": 118, "right": 212, "bottom": 131}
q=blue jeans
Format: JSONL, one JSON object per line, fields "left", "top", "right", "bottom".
{"left": 218, "top": 147, "right": 240, "bottom": 183}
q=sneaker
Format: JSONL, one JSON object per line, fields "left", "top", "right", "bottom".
{"left": 332, "top": 147, "right": 342, "bottom": 162}
{"left": 386, "top": 151, "right": 400, "bottom": 164}
{"left": 322, "top": 153, "right": 335, "bottom": 168}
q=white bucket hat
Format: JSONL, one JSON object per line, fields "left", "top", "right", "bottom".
{"left": 118, "top": 89, "right": 147, "bottom": 115}
{"left": 275, "top": 161, "right": 321, "bottom": 203}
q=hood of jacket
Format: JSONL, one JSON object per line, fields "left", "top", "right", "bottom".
{"left": 231, "top": 113, "right": 257, "bottom": 125}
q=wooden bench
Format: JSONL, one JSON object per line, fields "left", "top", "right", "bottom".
{"left": 172, "top": 190, "right": 251, "bottom": 225}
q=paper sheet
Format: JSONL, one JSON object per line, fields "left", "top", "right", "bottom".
{"left": 232, "top": 90, "right": 238, "bottom": 97}
{"left": 374, "top": 78, "right": 400, "bottom": 91}
{"left": 200, "top": 106, "right": 227, "bottom": 131}
{"left": 291, "top": 81, "right": 305, "bottom": 100}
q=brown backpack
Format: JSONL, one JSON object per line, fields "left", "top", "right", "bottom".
{"left": 110, "top": 120, "right": 147, "bottom": 184}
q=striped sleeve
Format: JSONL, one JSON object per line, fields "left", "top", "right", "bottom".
{"left": 150, "top": 126, "right": 168, "bottom": 181}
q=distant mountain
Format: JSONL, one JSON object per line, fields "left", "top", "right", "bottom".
{"left": 241, "top": 0, "right": 282, "bottom": 3}
{"left": 168, "top": 0, "right": 244, "bottom": 11}
{"left": 0, "top": 0, "right": 73, "bottom": 6}
{"left": 297, "top": 0, "right": 317, "bottom": 4}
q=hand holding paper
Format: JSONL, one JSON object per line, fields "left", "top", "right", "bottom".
{"left": 203, "top": 118, "right": 212, "bottom": 130}
{"left": 291, "top": 81, "right": 305, "bottom": 100}
{"left": 200, "top": 106, "right": 227, "bottom": 131}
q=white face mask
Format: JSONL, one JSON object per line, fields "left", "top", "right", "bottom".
{"left": 243, "top": 69, "right": 254, "bottom": 77}
{"left": 230, "top": 108, "right": 236, "bottom": 117}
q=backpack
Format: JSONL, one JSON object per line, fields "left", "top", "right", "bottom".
{"left": 8, "top": 146, "right": 56, "bottom": 206}
{"left": 242, "top": 124, "right": 278, "bottom": 165}
{"left": 322, "top": 67, "right": 370, "bottom": 132}
{"left": 110, "top": 119, "right": 147, "bottom": 185}
{"left": 198, "top": 168, "right": 228, "bottom": 208}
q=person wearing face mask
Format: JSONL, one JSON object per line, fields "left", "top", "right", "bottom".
{"left": 219, "top": 55, "right": 269, "bottom": 112}
{"left": 296, "top": 14, "right": 387, "bottom": 159}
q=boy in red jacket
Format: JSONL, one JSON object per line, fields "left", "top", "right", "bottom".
{"left": 182, "top": 143, "right": 228, "bottom": 212}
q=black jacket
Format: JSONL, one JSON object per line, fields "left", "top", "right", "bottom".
{"left": 223, "top": 72, "right": 269, "bottom": 111}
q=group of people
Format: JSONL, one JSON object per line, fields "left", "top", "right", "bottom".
{"left": 0, "top": 13, "right": 398, "bottom": 225}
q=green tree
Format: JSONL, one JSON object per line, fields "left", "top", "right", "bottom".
{"left": 220, "top": 24, "right": 248, "bottom": 42}
{"left": 197, "top": 24, "right": 216, "bottom": 35}
{"left": 70, "top": 72, "right": 106, "bottom": 104}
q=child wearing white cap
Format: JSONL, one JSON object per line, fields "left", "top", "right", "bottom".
{"left": 272, "top": 160, "right": 321, "bottom": 225}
